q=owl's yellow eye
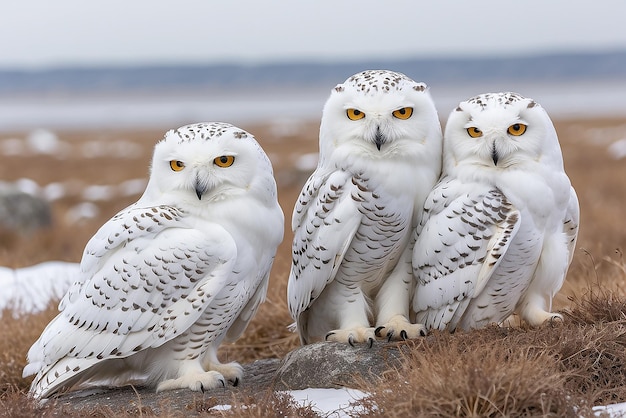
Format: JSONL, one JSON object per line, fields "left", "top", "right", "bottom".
{"left": 466, "top": 127, "right": 483, "bottom": 138}
{"left": 169, "top": 160, "right": 185, "bottom": 171}
{"left": 392, "top": 107, "right": 413, "bottom": 120}
{"left": 507, "top": 123, "right": 527, "bottom": 136}
{"left": 346, "top": 108, "right": 365, "bottom": 120}
{"left": 214, "top": 155, "right": 235, "bottom": 167}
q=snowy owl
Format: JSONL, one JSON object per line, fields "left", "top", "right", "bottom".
{"left": 412, "top": 92, "right": 579, "bottom": 331}
{"left": 288, "top": 70, "right": 443, "bottom": 345}
{"left": 23, "top": 122, "right": 284, "bottom": 399}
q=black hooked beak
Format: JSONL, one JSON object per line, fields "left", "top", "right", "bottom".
{"left": 491, "top": 141, "right": 499, "bottom": 166}
{"left": 374, "top": 126, "right": 385, "bottom": 151}
{"left": 194, "top": 178, "right": 207, "bottom": 200}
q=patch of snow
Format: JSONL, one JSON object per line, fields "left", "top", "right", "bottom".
{"left": 42, "top": 182, "right": 67, "bottom": 201}
{"left": 65, "top": 202, "right": 100, "bottom": 223}
{"left": 26, "top": 129, "right": 63, "bottom": 155}
{"left": 211, "top": 388, "right": 368, "bottom": 417}
{"left": 288, "top": 388, "right": 368, "bottom": 416}
{"left": 82, "top": 185, "right": 115, "bottom": 201}
{"left": 211, "top": 404, "right": 233, "bottom": 411}
{"left": 294, "top": 152, "right": 318, "bottom": 172}
{"left": 594, "top": 401, "right": 626, "bottom": 417}
{"left": 608, "top": 138, "right": 626, "bottom": 160}
{"left": 14, "top": 178, "right": 41, "bottom": 195}
{"left": 118, "top": 178, "right": 147, "bottom": 197}
{"left": 0, "top": 261, "right": 79, "bottom": 317}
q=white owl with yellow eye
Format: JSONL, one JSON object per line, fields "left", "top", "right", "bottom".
{"left": 288, "top": 70, "right": 442, "bottom": 345}
{"left": 23, "top": 122, "right": 284, "bottom": 399}
{"left": 412, "top": 92, "right": 579, "bottom": 331}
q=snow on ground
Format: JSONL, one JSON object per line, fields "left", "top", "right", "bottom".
{"left": 285, "top": 388, "right": 369, "bottom": 416}
{"left": 294, "top": 152, "right": 319, "bottom": 173}
{"left": 608, "top": 138, "right": 626, "bottom": 160}
{"left": 211, "top": 388, "right": 369, "bottom": 417}
{"left": 594, "top": 402, "right": 626, "bottom": 417}
{"left": 0, "top": 261, "right": 79, "bottom": 317}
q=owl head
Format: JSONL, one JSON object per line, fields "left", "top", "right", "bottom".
{"left": 443, "top": 92, "right": 564, "bottom": 176}
{"left": 143, "top": 122, "right": 277, "bottom": 207}
{"left": 318, "top": 70, "right": 441, "bottom": 167}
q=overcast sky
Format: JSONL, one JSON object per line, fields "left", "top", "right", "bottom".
{"left": 1, "top": 1, "right": 625, "bottom": 69}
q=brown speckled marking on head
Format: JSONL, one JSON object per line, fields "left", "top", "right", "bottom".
{"left": 168, "top": 122, "right": 251, "bottom": 144}
{"left": 336, "top": 70, "right": 428, "bottom": 96}
{"left": 464, "top": 92, "right": 532, "bottom": 111}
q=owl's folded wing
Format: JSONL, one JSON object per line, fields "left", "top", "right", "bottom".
{"left": 287, "top": 170, "right": 361, "bottom": 319}
{"left": 413, "top": 184, "right": 521, "bottom": 330}
{"left": 24, "top": 204, "right": 238, "bottom": 398}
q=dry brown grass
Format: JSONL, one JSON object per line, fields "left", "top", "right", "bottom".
{"left": 350, "top": 283, "right": 626, "bottom": 417}
{"left": 1, "top": 116, "right": 625, "bottom": 416}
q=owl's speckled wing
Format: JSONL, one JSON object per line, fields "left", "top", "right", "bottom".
{"left": 412, "top": 178, "right": 521, "bottom": 331}
{"left": 288, "top": 169, "right": 362, "bottom": 319}
{"left": 24, "top": 204, "right": 238, "bottom": 398}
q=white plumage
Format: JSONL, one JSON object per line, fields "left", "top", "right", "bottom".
{"left": 288, "top": 70, "right": 442, "bottom": 345}
{"left": 412, "top": 93, "right": 579, "bottom": 331}
{"left": 23, "top": 122, "right": 284, "bottom": 399}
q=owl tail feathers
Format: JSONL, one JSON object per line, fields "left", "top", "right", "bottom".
{"left": 24, "top": 356, "right": 111, "bottom": 400}
{"left": 25, "top": 362, "right": 79, "bottom": 400}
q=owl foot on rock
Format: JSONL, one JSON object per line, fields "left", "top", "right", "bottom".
{"left": 374, "top": 314, "right": 427, "bottom": 342}
{"left": 156, "top": 370, "right": 227, "bottom": 393}
{"left": 204, "top": 361, "right": 243, "bottom": 386}
{"left": 325, "top": 327, "right": 376, "bottom": 348}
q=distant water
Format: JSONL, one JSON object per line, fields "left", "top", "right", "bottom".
{"left": 1, "top": 79, "right": 625, "bottom": 131}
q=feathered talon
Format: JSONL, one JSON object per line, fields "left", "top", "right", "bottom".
{"left": 374, "top": 326, "right": 385, "bottom": 337}
{"left": 348, "top": 335, "right": 356, "bottom": 347}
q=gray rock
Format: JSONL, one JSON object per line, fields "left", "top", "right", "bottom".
{"left": 274, "top": 341, "right": 406, "bottom": 390}
{"left": 48, "top": 342, "right": 408, "bottom": 415}
{"left": 53, "top": 358, "right": 281, "bottom": 416}
{"left": 0, "top": 188, "right": 51, "bottom": 234}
